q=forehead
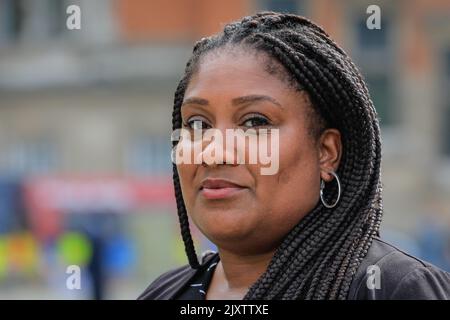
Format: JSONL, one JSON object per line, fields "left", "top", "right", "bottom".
{"left": 185, "top": 47, "right": 297, "bottom": 99}
{"left": 182, "top": 47, "right": 320, "bottom": 139}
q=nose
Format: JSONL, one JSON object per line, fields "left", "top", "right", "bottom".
{"left": 196, "top": 128, "right": 240, "bottom": 167}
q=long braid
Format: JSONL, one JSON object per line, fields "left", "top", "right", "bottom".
{"left": 171, "top": 11, "right": 383, "bottom": 299}
{"left": 172, "top": 78, "right": 200, "bottom": 269}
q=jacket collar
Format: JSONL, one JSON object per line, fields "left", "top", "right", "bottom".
{"left": 138, "top": 251, "right": 219, "bottom": 300}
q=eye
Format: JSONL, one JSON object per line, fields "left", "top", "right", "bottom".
{"left": 183, "top": 117, "right": 211, "bottom": 130}
{"left": 241, "top": 114, "right": 270, "bottom": 128}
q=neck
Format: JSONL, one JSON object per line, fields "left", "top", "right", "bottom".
{"left": 216, "top": 247, "right": 276, "bottom": 291}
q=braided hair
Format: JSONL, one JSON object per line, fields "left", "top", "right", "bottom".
{"left": 171, "top": 11, "right": 383, "bottom": 299}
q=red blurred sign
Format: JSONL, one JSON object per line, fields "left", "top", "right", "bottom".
{"left": 23, "top": 176, "right": 175, "bottom": 240}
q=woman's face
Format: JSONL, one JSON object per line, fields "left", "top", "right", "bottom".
{"left": 177, "top": 47, "right": 341, "bottom": 255}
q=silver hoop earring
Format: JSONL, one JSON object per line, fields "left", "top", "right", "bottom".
{"left": 320, "top": 170, "right": 341, "bottom": 209}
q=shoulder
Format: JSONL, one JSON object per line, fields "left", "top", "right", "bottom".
{"left": 349, "top": 237, "right": 450, "bottom": 300}
{"left": 137, "top": 250, "right": 218, "bottom": 300}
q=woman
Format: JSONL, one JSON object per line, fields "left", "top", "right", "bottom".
{"left": 139, "top": 11, "right": 450, "bottom": 300}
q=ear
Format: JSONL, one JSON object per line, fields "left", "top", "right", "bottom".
{"left": 318, "top": 128, "right": 342, "bottom": 182}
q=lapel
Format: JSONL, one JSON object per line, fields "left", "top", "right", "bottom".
{"left": 139, "top": 251, "right": 219, "bottom": 300}
{"left": 169, "top": 252, "right": 219, "bottom": 299}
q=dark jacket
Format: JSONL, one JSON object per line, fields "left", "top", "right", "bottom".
{"left": 138, "top": 237, "right": 450, "bottom": 300}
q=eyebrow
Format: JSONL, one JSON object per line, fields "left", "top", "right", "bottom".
{"left": 181, "top": 94, "right": 283, "bottom": 109}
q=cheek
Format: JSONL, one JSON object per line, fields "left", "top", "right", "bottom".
{"left": 257, "top": 130, "right": 321, "bottom": 227}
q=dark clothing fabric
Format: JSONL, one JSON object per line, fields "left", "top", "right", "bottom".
{"left": 138, "top": 237, "right": 450, "bottom": 300}
{"left": 174, "top": 253, "right": 220, "bottom": 300}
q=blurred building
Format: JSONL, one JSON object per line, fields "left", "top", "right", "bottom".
{"left": 0, "top": 0, "right": 449, "bottom": 298}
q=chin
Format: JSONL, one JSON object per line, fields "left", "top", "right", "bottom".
{"left": 207, "top": 228, "right": 251, "bottom": 244}
{"left": 196, "top": 210, "right": 256, "bottom": 243}
{"left": 205, "top": 229, "right": 273, "bottom": 255}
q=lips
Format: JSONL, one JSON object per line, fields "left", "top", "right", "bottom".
{"left": 199, "top": 178, "right": 247, "bottom": 200}
{"left": 200, "top": 178, "right": 244, "bottom": 189}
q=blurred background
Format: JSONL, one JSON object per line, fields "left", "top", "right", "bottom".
{"left": 0, "top": 0, "right": 449, "bottom": 299}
